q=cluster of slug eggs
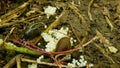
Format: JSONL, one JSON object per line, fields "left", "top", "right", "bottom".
{"left": 41, "top": 27, "right": 74, "bottom": 52}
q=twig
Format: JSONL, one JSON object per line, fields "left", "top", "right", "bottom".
{"left": 95, "top": 30, "right": 115, "bottom": 63}
{"left": 102, "top": 5, "right": 113, "bottom": 31}
{"left": 3, "top": 54, "right": 22, "bottom": 68}
{"left": 3, "top": 58, "right": 15, "bottom": 68}
{"left": 55, "top": 54, "right": 69, "bottom": 64}
{"left": 16, "top": 54, "right": 23, "bottom": 68}
{"left": 105, "top": 16, "right": 114, "bottom": 31}
{"left": 96, "top": 30, "right": 111, "bottom": 47}
{"left": 69, "top": 23, "right": 81, "bottom": 43}
{"left": 94, "top": 43, "right": 115, "bottom": 63}
{"left": 54, "top": 54, "right": 66, "bottom": 64}
{"left": 69, "top": 3, "right": 88, "bottom": 29}
{"left": 4, "top": 27, "right": 15, "bottom": 42}
{"left": 51, "top": 56, "right": 62, "bottom": 68}
{"left": 103, "top": 7, "right": 110, "bottom": 18}
{"left": 0, "top": 0, "right": 32, "bottom": 24}
{"left": 69, "top": 2, "right": 87, "bottom": 25}
{"left": 82, "top": 36, "right": 98, "bottom": 47}
{"left": 0, "top": 12, "right": 44, "bottom": 28}
{"left": 80, "top": 32, "right": 88, "bottom": 45}
{"left": 0, "top": 22, "right": 15, "bottom": 28}
{"left": 68, "top": 2, "right": 90, "bottom": 45}
{"left": 88, "top": 0, "right": 94, "bottom": 21}
{"left": 21, "top": 58, "right": 73, "bottom": 68}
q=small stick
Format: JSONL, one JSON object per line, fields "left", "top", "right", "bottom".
{"left": 0, "top": 12, "right": 44, "bottom": 28}
{"left": 4, "top": 27, "right": 15, "bottom": 42}
{"left": 0, "top": 0, "right": 32, "bottom": 24}
{"left": 44, "top": 10, "right": 65, "bottom": 32}
{"left": 69, "top": 2, "right": 87, "bottom": 25}
{"left": 3, "top": 58, "right": 16, "bottom": 68}
{"left": 96, "top": 30, "right": 111, "bottom": 47}
{"left": 16, "top": 54, "right": 23, "bottom": 68}
{"left": 0, "top": 22, "right": 15, "bottom": 28}
{"left": 94, "top": 43, "right": 115, "bottom": 63}
{"left": 69, "top": 2, "right": 89, "bottom": 30}
{"left": 3, "top": 54, "right": 22, "bottom": 68}
{"left": 21, "top": 58, "right": 73, "bottom": 68}
{"left": 88, "top": 0, "right": 94, "bottom": 21}
{"left": 69, "top": 23, "right": 81, "bottom": 43}
{"left": 51, "top": 56, "right": 62, "bottom": 68}
{"left": 105, "top": 16, "right": 114, "bottom": 31}
{"left": 80, "top": 32, "right": 88, "bottom": 45}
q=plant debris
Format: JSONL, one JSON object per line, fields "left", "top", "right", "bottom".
{"left": 0, "top": 0, "right": 120, "bottom": 68}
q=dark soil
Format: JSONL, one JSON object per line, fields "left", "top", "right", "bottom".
{"left": 0, "top": 0, "right": 120, "bottom": 68}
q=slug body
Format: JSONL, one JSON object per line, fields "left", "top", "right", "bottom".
{"left": 24, "top": 23, "right": 45, "bottom": 39}
{"left": 55, "top": 37, "right": 71, "bottom": 52}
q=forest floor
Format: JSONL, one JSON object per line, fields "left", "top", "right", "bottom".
{"left": 0, "top": 0, "right": 120, "bottom": 68}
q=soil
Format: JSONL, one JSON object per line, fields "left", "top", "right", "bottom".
{"left": 0, "top": 0, "right": 120, "bottom": 68}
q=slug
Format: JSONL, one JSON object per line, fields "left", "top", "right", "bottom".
{"left": 24, "top": 22, "right": 45, "bottom": 39}
{"left": 55, "top": 37, "right": 71, "bottom": 52}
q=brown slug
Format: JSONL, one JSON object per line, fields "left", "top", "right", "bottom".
{"left": 55, "top": 37, "right": 71, "bottom": 52}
